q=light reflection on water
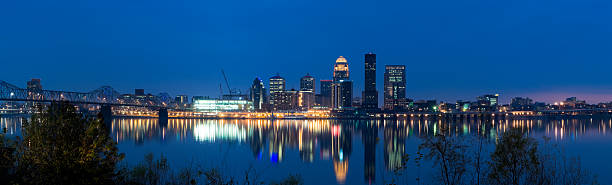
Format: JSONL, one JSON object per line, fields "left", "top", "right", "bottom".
{"left": 2, "top": 117, "right": 612, "bottom": 184}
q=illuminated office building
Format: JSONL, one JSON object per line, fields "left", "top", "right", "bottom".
{"left": 300, "top": 74, "right": 315, "bottom": 92}
{"left": 269, "top": 74, "right": 286, "bottom": 111}
{"left": 383, "top": 65, "right": 406, "bottom": 110}
{"left": 331, "top": 56, "right": 353, "bottom": 109}
{"left": 192, "top": 98, "right": 253, "bottom": 112}
{"left": 476, "top": 94, "right": 499, "bottom": 111}
{"left": 333, "top": 56, "right": 349, "bottom": 82}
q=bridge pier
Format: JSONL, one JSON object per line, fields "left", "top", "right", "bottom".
{"left": 158, "top": 108, "right": 168, "bottom": 128}
{"left": 100, "top": 105, "right": 112, "bottom": 129}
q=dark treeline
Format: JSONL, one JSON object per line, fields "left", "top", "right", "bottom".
{"left": 386, "top": 123, "right": 600, "bottom": 185}
{"left": 0, "top": 102, "right": 302, "bottom": 185}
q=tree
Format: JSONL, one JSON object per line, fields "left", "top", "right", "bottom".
{"left": 15, "top": 102, "right": 123, "bottom": 185}
{"left": 487, "top": 128, "right": 539, "bottom": 185}
{"left": 419, "top": 122, "right": 469, "bottom": 185}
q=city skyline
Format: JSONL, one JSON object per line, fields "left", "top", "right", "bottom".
{"left": 1, "top": 0, "right": 612, "bottom": 104}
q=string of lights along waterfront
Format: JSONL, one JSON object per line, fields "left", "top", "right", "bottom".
{"left": 2, "top": 52, "right": 612, "bottom": 119}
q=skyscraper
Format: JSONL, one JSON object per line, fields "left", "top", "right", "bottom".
{"left": 333, "top": 56, "right": 349, "bottom": 82}
{"left": 317, "top": 80, "right": 333, "bottom": 107}
{"left": 383, "top": 65, "right": 406, "bottom": 110}
{"left": 300, "top": 74, "right": 315, "bottom": 92}
{"left": 362, "top": 53, "right": 378, "bottom": 110}
{"left": 269, "top": 74, "right": 286, "bottom": 110}
{"left": 331, "top": 56, "right": 352, "bottom": 109}
{"left": 320, "top": 80, "right": 332, "bottom": 97}
{"left": 332, "top": 80, "right": 353, "bottom": 109}
{"left": 250, "top": 77, "right": 266, "bottom": 111}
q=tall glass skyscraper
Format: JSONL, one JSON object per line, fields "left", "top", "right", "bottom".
{"left": 362, "top": 53, "right": 378, "bottom": 110}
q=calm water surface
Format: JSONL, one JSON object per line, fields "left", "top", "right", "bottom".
{"left": 2, "top": 117, "right": 612, "bottom": 184}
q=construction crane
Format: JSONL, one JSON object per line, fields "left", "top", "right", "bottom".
{"left": 221, "top": 69, "right": 238, "bottom": 96}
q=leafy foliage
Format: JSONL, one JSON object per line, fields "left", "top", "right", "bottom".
{"left": 14, "top": 102, "right": 124, "bottom": 185}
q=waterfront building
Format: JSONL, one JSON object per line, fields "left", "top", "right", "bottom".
{"left": 300, "top": 74, "right": 315, "bottom": 92}
{"left": 269, "top": 74, "right": 286, "bottom": 111}
{"left": 250, "top": 77, "right": 267, "bottom": 111}
{"left": 411, "top": 100, "right": 437, "bottom": 112}
{"left": 192, "top": 98, "right": 253, "bottom": 112}
{"left": 383, "top": 65, "right": 406, "bottom": 110}
{"left": 362, "top": 53, "right": 378, "bottom": 110}
{"left": 456, "top": 100, "right": 471, "bottom": 112}
{"left": 333, "top": 56, "right": 349, "bottom": 82}
{"left": 331, "top": 80, "right": 353, "bottom": 109}
{"left": 476, "top": 94, "right": 499, "bottom": 111}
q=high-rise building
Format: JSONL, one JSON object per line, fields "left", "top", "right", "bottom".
{"left": 300, "top": 74, "right": 315, "bottom": 92}
{"left": 332, "top": 80, "right": 353, "bottom": 109}
{"left": 317, "top": 80, "right": 333, "bottom": 107}
{"left": 333, "top": 56, "right": 349, "bottom": 82}
{"left": 269, "top": 74, "right": 286, "bottom": 111}
{"left": 320, "top": 80, "right": 332, "bottom": 97}
{"left": 250, "top": 77, "right": 266, "bottom": 111}
{"left": 331, "top": 56, "right": 352, "bottom": 109}
{"left": 362, "top": 53, "right": 378, "bottom": 110}
{"left": 27, "top": 79, "right": 42, "bottom": 91}
{"left": 175, "top": 95, "right": 188, "bottom": 108}
{"left": 383, "top": 65, "right": 406, "bottom": 110}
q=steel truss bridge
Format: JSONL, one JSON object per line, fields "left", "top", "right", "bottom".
{"left": 0, "top": 80, "right": 163, "bottom": 108}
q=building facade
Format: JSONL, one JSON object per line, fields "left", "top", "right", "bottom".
{"left": 250, "top": 77, "right": 266, "bottom": 111}
{"left": 362, "top": 53, "right": 378, "bottom": 110}
{"left": 383, "top": 65, "right": 406, "bottom": 110}
{"left": 318, "top": 80, "right": 333, "bottom": 107}
{"left": 331, "top": 56, "right": 352, "bottom": 109}
{"left": 333, "top": 56, "right": 349, "bottom": 82}
{"left": 192, "top": 98, "right": 253, "bottom": 112}
{"left": 332, "top": 80, "right": 353, "bottom": 109}
{"left": 300, "top": 74, "right": 315, "bottom": 92}
{"left": 269, "top": 74, "right": 286, "bottom": 111}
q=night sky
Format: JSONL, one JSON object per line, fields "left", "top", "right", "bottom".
{"left": 1, "top": 0, "right": 611, "bottom": 104}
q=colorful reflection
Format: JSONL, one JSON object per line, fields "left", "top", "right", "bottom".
{"left": 3, "top": 117, "right": 612, "bottom": 184}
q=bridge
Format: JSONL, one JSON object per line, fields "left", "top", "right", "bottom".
{"left": 0, "top": 80, "right": 171, "bottom": 126}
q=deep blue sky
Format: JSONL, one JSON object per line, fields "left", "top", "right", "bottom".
{"left": 1, "top": 0, "right": 611, "bottom": 104}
